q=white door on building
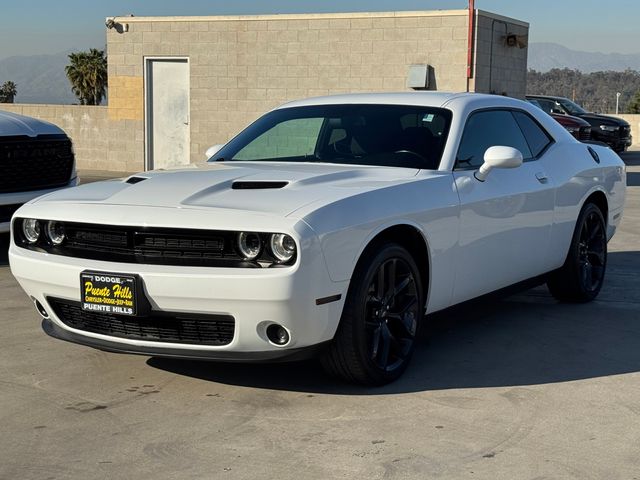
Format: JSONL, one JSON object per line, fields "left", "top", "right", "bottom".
{"left": 146, "top": 58, "right": 190, "bottom": 170}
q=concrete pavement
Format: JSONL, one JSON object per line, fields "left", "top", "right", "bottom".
{"left": 0, "top": 151, "right": 639, "bottom": 479}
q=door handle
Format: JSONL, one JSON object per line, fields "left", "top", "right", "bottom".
{"left": 535, "top": 172, "right": 548, "bottom": 184}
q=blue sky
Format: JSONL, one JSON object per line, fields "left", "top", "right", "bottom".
{"left": 1, "top": 0, "right": 638, "bottom": 59}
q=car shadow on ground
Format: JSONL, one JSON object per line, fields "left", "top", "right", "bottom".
{"left": 619, "top": 149, "right": 640, "bottom": 166}
{"left": 148, "top": 250, "right": 640, "bottom": 395}
{"left": 627, "top": 172, "right": 640, "bottom": 187}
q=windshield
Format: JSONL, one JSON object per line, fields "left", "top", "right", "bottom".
{"left": 211, "top": 104, "right": 452, "bottom": 170}
{"left": 558, "top": 99, "right": 587, "bottom": 115}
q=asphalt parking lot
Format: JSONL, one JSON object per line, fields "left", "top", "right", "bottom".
{"left": 1, "top": 152, "right": 639, "bottom": 480}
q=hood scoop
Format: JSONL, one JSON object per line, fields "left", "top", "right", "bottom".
{"left": 231, "top": 181, "right": 288, "bottom": 190}
{"left": 126, "top": 176, "right": 149, "bottom": 185}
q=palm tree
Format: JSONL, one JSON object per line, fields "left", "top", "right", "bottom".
{"left": 0, "top": 81, "right": 17, "bottom": 103}
{"left": 65, "top": 49, "right": 107, "bottom": 105}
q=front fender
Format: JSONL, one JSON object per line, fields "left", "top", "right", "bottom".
{"left": 302, "top": 174, "right": 460, "bottom": 314}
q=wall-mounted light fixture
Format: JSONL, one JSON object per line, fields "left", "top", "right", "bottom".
{"left": 105, "top": 15, "right": 133, "bottom": 34}
{"left": 501, "top": 33, "right": 527, "bottom": 49}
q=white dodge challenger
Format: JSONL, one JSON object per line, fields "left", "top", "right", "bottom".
{"left": 9, "top": 93, "right": 626, "bottom": 385}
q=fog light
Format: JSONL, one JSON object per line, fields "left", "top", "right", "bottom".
{"left": 270, "top": 233, "right": 296, "bottom": 263}
{"left": 237, "top": 232, "right": 262, "bottom": 260}
{"left": 46, "top": 221, "right": 66, "bottom": 245}
{"left": 22, "top": 219, "right": 41, "bottom": 243}
{"left": 266, "top": 324, "right": 290, "bottom": 346}
{"left": 34, "top": 300, "right": 49, "bottom": 318}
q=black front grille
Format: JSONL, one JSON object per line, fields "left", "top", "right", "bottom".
{"left": 14, "top": 220, "right": 294, "bottom": 267}
{"left": 54, "top": 223, "right": 244, "bottom": 267}
{"left": 0, "top": 203, "right": 22, "bottom": 223}
{"left": 48, "top": 297, "right": 235, "bottom": 346}
{"left": 620, "top": 126, "right": 631, "bottom": 138}
{"left": 578, "top": 127, "right": 591, "bottom": 141}
{"left": 0, "top": 134, "right": 75, "bottom": 193}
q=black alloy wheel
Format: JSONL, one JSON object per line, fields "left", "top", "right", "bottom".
{"left": 364, "top": 257, "right": 420, "bottom": 372}
{"left": 577, "top": 209, "right": 607, "bottom": 294}
{"left": 547, "top": 203, "right": 607, "bottom": 302}
{"left": 321, "top": 243, "right": 424, "bottom": 385}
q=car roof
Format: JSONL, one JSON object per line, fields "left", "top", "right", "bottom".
{"left": 276, "top": 92, "right": 510, "bottom": 110}
{"left": 526, "top": 94, "right": 569, "bottom": 101}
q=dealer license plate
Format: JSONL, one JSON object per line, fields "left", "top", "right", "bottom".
{"left": 81, "top": 271, "right": 137, "bottom": 316}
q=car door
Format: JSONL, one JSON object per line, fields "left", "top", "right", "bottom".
{"left": 451, "top": 109, "right": 556, "bottom": 304}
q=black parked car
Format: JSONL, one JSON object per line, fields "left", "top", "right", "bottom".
{"left": 526, "top": 95, "right": 632, "bottom": 152}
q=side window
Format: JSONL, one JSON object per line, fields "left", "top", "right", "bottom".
{"left": 512, "top": 111, "right": 553, "bottom": 158}
{"left": 535, "top": 99, "right": 557, "bottom": 114}
{"left": 456, "top": 110, "right": 532, "bottom": 169}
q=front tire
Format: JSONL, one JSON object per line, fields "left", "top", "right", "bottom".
{"left": 321, "top": 243, "right": 424, "bottom": 385}
{"left": 547, "top": 203, "right": 607, "bottom": 302}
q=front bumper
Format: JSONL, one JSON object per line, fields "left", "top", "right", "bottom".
{"left": 0, "top": 177, "right": 78, "bottom": 233}
{"left": 42, "top": 317, "right": 330, "bottom": 362}
{"left": 9, "top": 224, "right": 348, "bottom": 360}
{"left": 592, "top": 131, "right": 632, "bottom": 151}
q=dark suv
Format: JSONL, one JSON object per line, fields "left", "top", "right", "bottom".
{"left": 526, "top": 95, "right": 632, "bottom": 152}
{"left": 0, "top": 109, "right": 77, "bottom": 233}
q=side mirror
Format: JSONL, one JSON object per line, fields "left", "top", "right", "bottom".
{"left": 474, "top": 146, "right": 523, "bottom": 182}
{"left": 205, "top": 144, "right": 224, "bottom": 160}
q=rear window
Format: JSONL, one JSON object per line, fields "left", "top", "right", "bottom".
{"left": 512, "top": 111, "right": 553, "bottom": 158}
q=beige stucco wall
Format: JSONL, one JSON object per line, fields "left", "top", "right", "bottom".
{"left": 107, "top": 10, "right": 480, "bottom": 166}
{"left": 0, "top": 104, "right": 142, "bottom": 172}
{"left": 472, "top": 10, "right": 528, "bottom": 99}
{"left": 615, "top": 114, "right": 640, "bottom": 145}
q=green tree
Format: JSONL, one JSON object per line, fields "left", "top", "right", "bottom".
{"left": 627, "top": 90, "right": 640, "bottom": 114}
{"left": 0, "top": 81, "right": 17, "bottom": 103}
{"left": 65, "top": 49, "right": 108, "bottom": 105}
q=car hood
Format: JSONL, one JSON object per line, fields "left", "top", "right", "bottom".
{"left": 579, "top": 113, "right": 629, "bottom": 126}
{"left": 551, "top": 113, "right": 590, "bottom": 127}
{"left": 0, "top": 109, "right": 64, "bottom": 137}
{"left": 32, "top": 162, "right": 421, "bottom": 217}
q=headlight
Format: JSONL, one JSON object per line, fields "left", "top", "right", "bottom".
{"left": 46, "top": 221, "right": 66, "bottom": 245}
{"left": 22, "top": 219, "right": 41, "bottom": 243}
{"left": 600, "top": 125, "right": 618, "bottom": 132}
{"left": 237, "top": 232, "right": 262, "bottom": 260}
{"left": 270, "top": 233, "right": 296, "bottom": 263}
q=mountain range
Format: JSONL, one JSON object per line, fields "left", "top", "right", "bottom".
{"left": 1, "top": 43, "right": 640, "bottom": 105}
{"left": 528, "top": 43, "right": 640, "bottom": 73}
{"left": 0, "top": 50, "right": 79, "bottom": 105}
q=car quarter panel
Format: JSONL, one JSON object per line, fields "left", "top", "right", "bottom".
{"left": 300, "top": 171, "right": 460, "bottom": 314}
{"left": 544, "top": 143, "right": 626, "bottom": 267}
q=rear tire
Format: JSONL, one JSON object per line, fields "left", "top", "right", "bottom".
{"left": 547, "top": 203, "right": 607, "bottom": 302}
{"left": 320, "top": 243, "right": 424, "bottom": 385}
